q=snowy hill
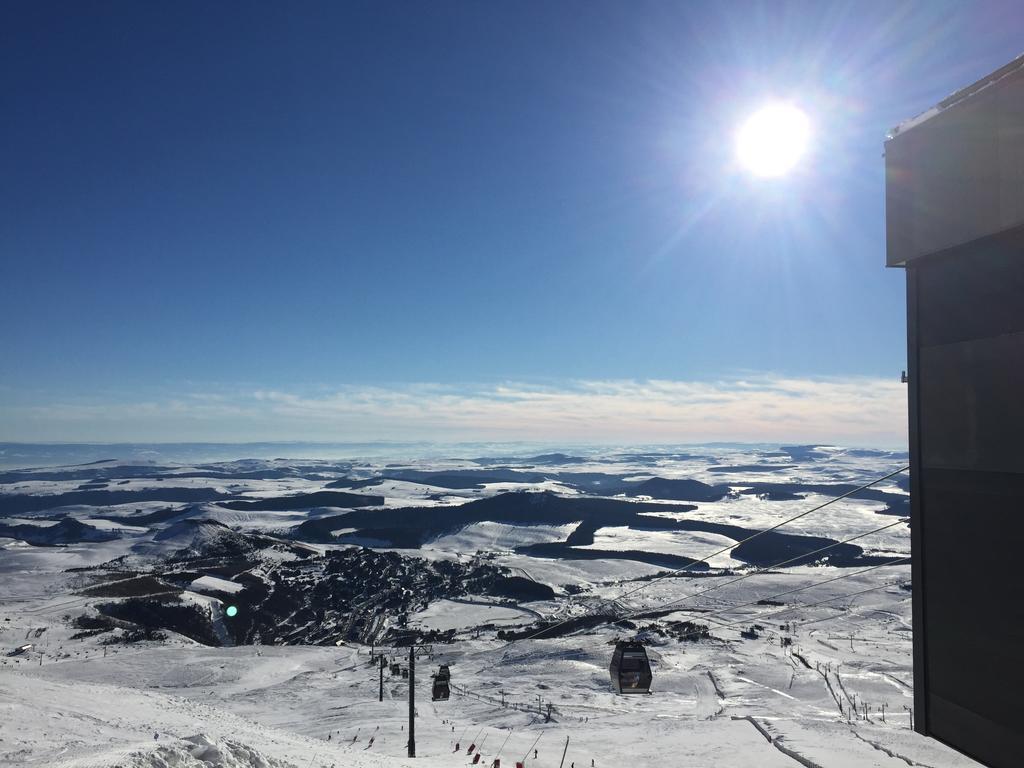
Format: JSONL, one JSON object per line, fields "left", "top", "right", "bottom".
{"left": 152, "top": 518, "right": 252, "bottom": 555}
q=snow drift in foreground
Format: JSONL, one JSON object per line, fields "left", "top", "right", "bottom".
{"left": 126, "top": 734, "right": 293, "bottom": 768}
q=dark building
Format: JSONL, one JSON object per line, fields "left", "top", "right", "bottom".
{"left": 886, "top": 55, "right": 1024, "bottom": 768}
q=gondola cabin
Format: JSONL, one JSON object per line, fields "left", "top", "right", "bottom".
{"left": 431, "top": 665, "right": 451, "bottom": 701}
{"left": 609, "top": 641, "right": 652, "bottom": 694}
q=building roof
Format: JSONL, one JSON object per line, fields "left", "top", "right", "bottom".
{"left": 885, "top": 54, "right": 1024, "bottom": 267}
{"left": 889, "top": 54, "right": 1024, "bottom": 139}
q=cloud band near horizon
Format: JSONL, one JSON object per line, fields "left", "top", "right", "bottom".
{"left": 0, "top": 376, "right": 908, "bottom": 447}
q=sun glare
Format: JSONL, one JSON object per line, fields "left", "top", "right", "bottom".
{"left": 736, "top": 104, "right": 811, "bottom": 177}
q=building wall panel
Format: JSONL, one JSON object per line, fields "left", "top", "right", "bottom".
{"left": 908, "top": 237, "right": 1024, "bottom": 768}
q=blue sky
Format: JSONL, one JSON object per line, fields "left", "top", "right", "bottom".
{"left": 2, "top": 1, "right": 1021, "bottom": 445}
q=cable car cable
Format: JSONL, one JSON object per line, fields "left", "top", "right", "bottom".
{"left": 616, "top": 519, "right": 907, "bottom": 620}
{"left": 630, "top": 557, "right": 911, "bottom": 642}
{"left": 600, "top": 466, "right": 909, "bottom": 610}
{"left": 624, "top": 556, "right": 909, "bottom": 627}
{"left": 509, "top": 465, "right": 909, "bottom": 644}
{"left": 695, "top": 577, "right": 912, "bottom": 637}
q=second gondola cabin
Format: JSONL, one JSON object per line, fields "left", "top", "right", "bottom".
{"left": 609, "top": 640, "right": 652, "bottom": 694}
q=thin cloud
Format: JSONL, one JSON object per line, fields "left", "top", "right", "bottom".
{"left": 0, "top": 375, "right": 907, "bottom": 446}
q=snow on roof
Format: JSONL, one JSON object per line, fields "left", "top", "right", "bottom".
{"left": 888, "top": 53, "right": 1024, "bottom": 139}
{"left": 189, "top": 574, "right": 244, "bottom": 594}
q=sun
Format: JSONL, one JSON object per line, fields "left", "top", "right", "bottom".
{"left": 736, "top": 103, "right": 811, "bottom": 177}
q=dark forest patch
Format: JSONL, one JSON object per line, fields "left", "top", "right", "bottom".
{"left": 98, "top": 598, "right": 220, "bottom": 646}
{"left": 80, "top": 575, "right": 181, "bottom": 598}
{"left": 625, "top": 477, "right": 730, "bottom": 502}
{"left": 293, "top": 492, "right": 697, "bottom": 548}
